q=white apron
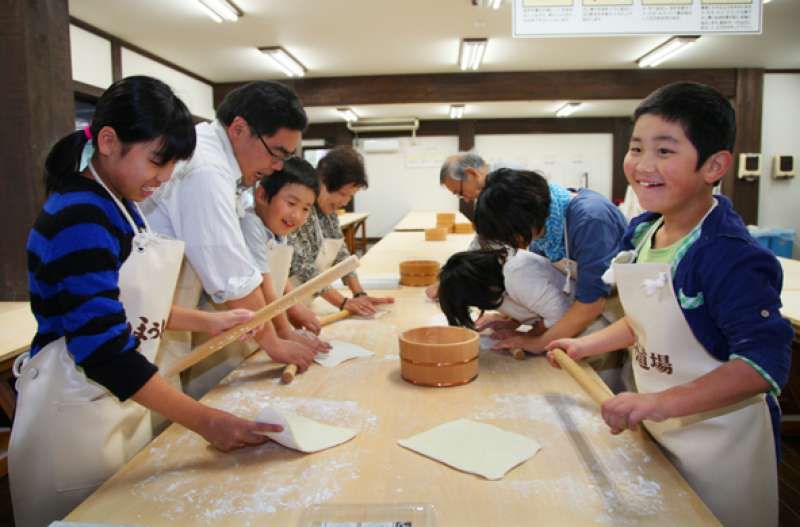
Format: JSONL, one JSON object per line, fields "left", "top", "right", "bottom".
{"left": 9, "top": 165, "right": 184, "bottom": 527}
{"left": 267, "top": 240, "right": 293, "bottom": 297}
{"left": 612, "top": 218, "right": 777, "bottom": 527}
{"left": 315, "top": 238, "right": 344, "bottom": 272}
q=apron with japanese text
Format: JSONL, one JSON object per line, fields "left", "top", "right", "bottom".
{"left": 612, "top": 218, "right": 777, "bottom": 527}
{"left": 9, "top": 165, "right": 184, "bottom": 527}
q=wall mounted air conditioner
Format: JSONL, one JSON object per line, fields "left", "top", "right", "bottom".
{"left": 347, "top": 117, "right": 419, "bottom": 135}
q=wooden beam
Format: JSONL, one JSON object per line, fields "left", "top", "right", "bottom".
{"left": 1, "top": 0, "right": 74, "bottom": 300}
{"left": 73, "top": 80, "right": 105, "bottom": 100}
{"left": 215, "top": 69, "right": 737, "bottom": 108}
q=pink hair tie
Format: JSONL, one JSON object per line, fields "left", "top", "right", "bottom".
{"left": 83, "top": 126, "right": 92, "bottom": 140}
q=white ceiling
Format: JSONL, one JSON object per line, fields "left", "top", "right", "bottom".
{"left": 68, "top": 0, "right": 800, "bottom": 122}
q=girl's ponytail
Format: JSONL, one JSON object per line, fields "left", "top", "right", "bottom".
{"left": 43, "top": 130, "right": 90, "bottom": 195}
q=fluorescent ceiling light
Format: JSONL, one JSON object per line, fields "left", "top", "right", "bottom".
{"left": 197, "top": 0, "right": 240, "bottom": 23}
{"left": 637, "top": 36, "right": 699, "bottom": 68}
{"left": 487, "top": 0, "right": 503, "bottom": 8}
{"left": 449, "top": 105, "right": 465, "bottom": 119}
{"left": 337, "top": 108, "right": 359, "bottom": 122}
{"left": 555, "top": 102, "right": 582, "bottom": 118}
{"left": 259, "top": 47, "right": 307, "bottom": 77}
{"left": 459, "top": 38, "right": 487, "bottom": 71}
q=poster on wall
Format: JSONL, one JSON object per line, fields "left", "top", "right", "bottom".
{"left": 512, "top": 0, "right": 762, "bottom": 37}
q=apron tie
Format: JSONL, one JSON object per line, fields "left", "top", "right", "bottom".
{"left": 641, "top": 272, "right": 667, "bottom": 296}
{"left": 12, "top": 351, "right": 30, "bottom": 378}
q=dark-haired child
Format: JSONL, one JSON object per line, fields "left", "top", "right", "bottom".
{"left": 10, "top": 76, "right": 283, "bottom": 527}
{"left": 240, "top": 158, "right": 331, "bottom": 352}
{"left": 438, "top": 248, "right": 606, "bottom": 346}
{"left": 288, "top": 146, "right": 393, "bottom": 317}
{"left": 547, "top": 82, "right": 792, "bottom": 527}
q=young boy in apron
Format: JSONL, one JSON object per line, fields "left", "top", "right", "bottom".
{"left": 11, "top": 76, "right": 283, "bottom": 527}
{"left": 288, "top": 146, "right": 393, "bottom": 316}
{"left": 546, "top": 82, "right": 793, "bottom": 527}
{"left": 240, "top": 158, "right": 331, "bottom": 372}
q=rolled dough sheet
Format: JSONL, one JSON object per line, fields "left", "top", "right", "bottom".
{"left": 314, "top": 340, "right": 374, "bottom": 367}
{"left": 359, "top": 273, "right": 400, "bottom": 289}
{"left": 256, "top": 407, "right": 357, "bottom": 453}
{"left": 398, "top": 419, "right": 540, "bottom": 480}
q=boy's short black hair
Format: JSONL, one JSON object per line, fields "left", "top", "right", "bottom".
{"left": 474, "top": 168, "right": 551, "bottom": 249}
{"left": 634, "top": 81, "right": 736, "bottom": 169}
{"left": 261, "top": 158, "right": 320, "bottom": 201}
{"left": 317, "top": 146, "right": 368, "bottom": 192}
{"left": 216, "top": 81, "right": 308, "bottom": 136}
{"left": 438, "top": 249, "right": 508, "bottom": 329}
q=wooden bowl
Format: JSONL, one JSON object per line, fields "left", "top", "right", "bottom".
{"left": 436, "top": 222, "right": 455, "bottom": 233}
{"left": 399, "top": 326, "right": 479, "bottom": 387}
{"left": 425, "top": 227, "right": 448, "bottom": 241}
{"left": 453, "top": 222, "right": 474, "bottom": 234}
{"left": 399, "top": 260, "right": 440, "bottom": 286}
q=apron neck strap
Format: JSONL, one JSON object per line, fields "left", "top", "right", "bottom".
{"left": 88, "top": 161, "right": 149, "bottom": 234}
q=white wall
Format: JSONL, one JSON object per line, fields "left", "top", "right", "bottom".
{"left": 121, "top": 49, "right": 215, "bottom": 120}
{"left": 475, "top": 133, "right": 614, "bottom": 199}
{"left": 759, "top": 73, "right": 800, "bottom": 258}
{"left": 69, "top": 24, "right": 113, "bottom": 89}
{"left": 355, "top": 136, "right": 459, "bottom": 236}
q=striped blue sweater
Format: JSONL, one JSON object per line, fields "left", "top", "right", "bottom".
{"left": 27, "top": 175, "right": 157, "bottom": 400}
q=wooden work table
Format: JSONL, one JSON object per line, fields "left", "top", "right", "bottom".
{"left": 392, "top": 210, "right": 470, "bottom": 231}
{"left": 338, "top": 211, "right": 369, "bottom": 255}
{"left": 357, "top": 230, "right": 475, "bottom": 279}
{"left": 66, "top": 286, "right": 719, "bottom": 526}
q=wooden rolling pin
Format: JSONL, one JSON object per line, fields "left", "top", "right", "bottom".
{"left": 281, "top": 309, "right": 353, "bottom": 383}
{"left": 550, "top": 348, "right": 613, "bottom": 406}
{"left": 163, "top": 256, "right": 359, "bottom": 378}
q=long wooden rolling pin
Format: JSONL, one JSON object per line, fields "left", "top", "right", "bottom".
{"left": 281, "top": 309, "right": 353, "bottom": 383}
{"left": 163, "top": 256, "right": 359, "bottom": 378}
{"left": 550, "top": 348, "right": 613, "bottom": 406}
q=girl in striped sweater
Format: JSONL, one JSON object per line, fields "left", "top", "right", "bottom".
{"left": 10, "top": 76, "right": 283, "bottom": 527}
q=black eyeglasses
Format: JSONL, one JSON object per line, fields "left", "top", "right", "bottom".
{"left": 257, "top": 133, "right": 296, "bottom": 162}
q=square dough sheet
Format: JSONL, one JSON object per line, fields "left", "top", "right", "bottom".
{"left": 256, "top": 407, "right": 357, "bottom": 453}
{"left": 398, "top": 419, "right": 540, "bottom": 480}
{"left": 314, "top": 340, "right": 374, "bottom": 368}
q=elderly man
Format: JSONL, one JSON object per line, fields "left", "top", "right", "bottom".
{"left": 439, "top": 152, "right": 512, "bottom": 204}
{"left": 142, "top": 81, "right": 327, "bottom": 398}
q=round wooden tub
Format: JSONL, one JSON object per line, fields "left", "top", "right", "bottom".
{"left": 425, "top": 227, "right": 448, "bottom": 241}
{"left": 399, "top": 326, "right": 479, "bottom": 387}
{"left": 399, "top": 260, "right": 440, "bottom": 286}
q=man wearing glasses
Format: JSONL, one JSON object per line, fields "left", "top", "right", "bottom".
{"left": 142, "top": 81, "right": 327, "bottom": 399}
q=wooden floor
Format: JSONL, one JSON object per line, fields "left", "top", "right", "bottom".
{"left": 0, "top": 437, "right": 798, "bottom": 525}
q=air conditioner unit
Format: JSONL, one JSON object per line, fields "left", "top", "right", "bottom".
{"left": 360, "top": 138, "right": 400, "bottom": 153}
{"left": 347, "top": 117, "right": 419, "bottom": 135}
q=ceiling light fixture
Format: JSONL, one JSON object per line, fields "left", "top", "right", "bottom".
{"left": 337, "top": 108, "right": 359, "bottom": 122}
{"left": 487, "top": 0, "right": 503, "bottom": 8}
{"left": 449, "top": 105, "right": 465, "bottom": 119}
{"left": 459, "top": 38, "right": 487, "bottom": 71}
{"left": 555, "top": 102, "right": 582, "bottom": 118}
{"left": 197, "top": 0, "right": 241, "bottom": 23}
{"left": 637, "top": 36, "right": 699, "bottom": 68}
{"left": 259, "top": 47, "right": 307, "bottom": 77}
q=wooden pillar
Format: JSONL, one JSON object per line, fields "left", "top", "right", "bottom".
{"left": 0, "top": 0, "right": 74, "bottom": 300}
{"left": 612, "top": 117, "right": 633, "bottom": 203}
{"left": 722, "top": 68, "right": 763, "bottom": 225}
{"left": 458, "top": 120, "right": 476, "bottom": 220}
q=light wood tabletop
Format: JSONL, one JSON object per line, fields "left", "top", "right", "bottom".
{"left": 65, "top": 287, "right": 719, "bottom": 526}
{"left": 338, "top": 211, "right": 369, "bottom": 229}
{"left": 392, "top": 210, "right": 470, "bottom": 232}
{"left": 0, "top": 303, "right": 35, "bottom": 364}
{"left": 357, "top": 231, "right": 474, "bottom": 280}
